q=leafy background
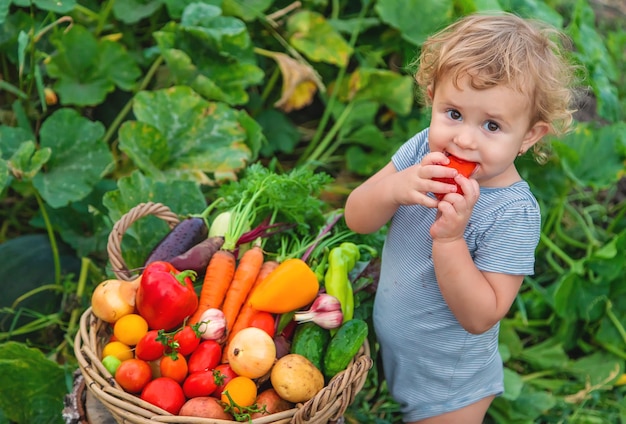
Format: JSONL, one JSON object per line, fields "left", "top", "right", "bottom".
{"left": 0, "top": 0, "right": 625, "bottom": 423}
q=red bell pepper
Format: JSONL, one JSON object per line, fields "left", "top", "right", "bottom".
{"left": 136, "top": 261, "right": 199, "bottom": 331}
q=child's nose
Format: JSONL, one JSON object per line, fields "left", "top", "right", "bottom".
{"left": 453, "top": 127, "right": 476, "bottom": 149}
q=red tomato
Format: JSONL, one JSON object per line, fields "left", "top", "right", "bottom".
{"left": 187, "top": 340, "right": 221, "bottom": 374}
{"left": 248, "top": 311, "right": 276, "bottom": 338}
{"left": 173, "top": 325, "right": 201, "bottom": 356}
{"left": 135, "top": 330, "right": 166, "bottom": 361}
{"left": 183, "top": 369, "right": 219, "bottom": 398}
{"left": 160, "top": 354, "right": 188, "bottom": 384}
{"left": 141, "top": 377, "right": 186, "bottom": 415}
{"left": 211, "top": 363, "right": 238, "bottom": 398}
{"left": 114, "top": 358, "right": 152, "bottom": 393}
{"left": 432, "top": 155, "right": 477, "bottom": 200}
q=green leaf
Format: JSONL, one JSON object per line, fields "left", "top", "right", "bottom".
{"left": 490, "top": 384, "right": 557, "bottom": 422}
{"left": 519, "top": 339, "right": 569, "bottom": 370}
{"left": 112, "top": 0, "right": 163, "bottom": 24}
{"left": 0, "top": 342, "right": 66, "bottom": 424}
{"left": 552, "top": 272, "right": 608, "bottom": 321}
{"left": 46, "top": 25, "right": 141, "bottom": 106}
{"left": 375, "top": 0, "right": 453, "bottom": 46}
{"left": 551, "top": 124, "right": 624, "bottom": 190}
{"left": 502, "top": 367, "right": 524, "bottom": 400}
{"left": 222, "top": 0, "right": 273, "bottom": 21}
{"left": 255, "top": 109, "right": 301, "bottom": 156}
{"left": 8, "top": 141, "right": 51, "bottom": 179}
{"left": 153, "top": 3, "right": 263, "bottom": 105}
{"left": 32, "top": 108, "right": 115, "bottom": 208}
{"left": 286, "top": 10, "right": 353, "bottom": 66}
{"left": 103, "top": 171, "right": 206, "bottom": 270}
{"left": 119, "top": 86, "right": 259, "bottom": 184}
{"left": 0, "top": 0, "right": 9, "bottom": 26}
{"left": 161, "top": 0, "right": 220, "bottom": 19}
{"left": 566, "top": 352, "right": 622, "bottom": 388}
{"left": 32, "top": 0, "right": 76, "bottom": 13}
{"left": 345, "top": 68, "right": 415, "bottom": 115}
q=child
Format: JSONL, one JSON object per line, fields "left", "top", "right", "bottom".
{"left": 344, "top": 12, "right": 577, "bottom": 424}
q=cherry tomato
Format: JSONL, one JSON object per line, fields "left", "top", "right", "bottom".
{"left": 160, "top": 354, "right": 188, "bottom": 384}
{"left": 221, "top": 376, "right": 257, "bottom": 411}
{"left": 113, "top": 313, "right": 148, "bottom": 346}
{"left": 141, "top": 377, "right": 186, "bottom": 415}
{"left": 114, "top": 358, "right": 152, "bottom": 393}
{"left": 102, "top": 341, "right": 133, "bottom": 362}
{"left": 173, "top": 325, "right": 201, "bottom": 356}
{"left": 211, "top": 363, "right": 238, "bottom": 398}
{"left": 183, "top": 369, "right": 219, "bottom": 398}
{"left": 187, "top": 340, "right": 221, "bottom": 374}
{"left": 135, "top": 330, "right": 166, "bottom": 361}
{"left": 248, "top": 311, "right": 276, "bottom": 338}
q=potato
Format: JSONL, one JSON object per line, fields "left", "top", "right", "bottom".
{"left": 270, "top": 353, "right": 325, "bottom": 403}
{"left": 179, "top": 397, "right": 234, "bottom": 420}
{"left": 250, "top": 388, "right": 294, "bottom": 418}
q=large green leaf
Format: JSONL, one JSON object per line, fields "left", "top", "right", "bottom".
{"left": 375, "top": 0, "right": 453, "bottom": 46}
{"left": 32, "top": 109, "right": 115, "bottom": 208}
{"left": 551, "top": 123, "right": 624, "bottom": 190}
{"left": 0, "top": 342, "right": 66, "bottom": 424}
{"left": 286, "top": 10, "right": 353, "bottom": 67}
{"left": 12, "top": 0, "right": 75, "bottom": 13}
{"left": 103, "top": 171, "right": 207, "bottom": 271}
{"left": 112, "top": 0, "right": 163, "bottom": 24}
{"left": 46, "top": 25, "right": 141, "bottom": 106}
{"left": 345, "top": 68, "right": 415, "bottom": 115}
{"left": 153, "top": 3, "right": 263, "bottom": 105}
{"left": 119, "top": 86, "right": 261, "bottom": 184}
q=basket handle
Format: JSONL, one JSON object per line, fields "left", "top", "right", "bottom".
{"left": 107, "top": 202, "right": 180, "bottom": 281}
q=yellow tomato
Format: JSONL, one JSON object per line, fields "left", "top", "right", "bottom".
{"left": 102, "top": 341, "right": 133, "bottom": 361}
{"left": 221, "top": 376, "right": 257, "bottom": 411}
{"left": 113, "top": 313, "right": 148, "bottom": 346}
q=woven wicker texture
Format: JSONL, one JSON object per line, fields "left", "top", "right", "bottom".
{"left": 76, "top": 202, "right": 373, "bottom": 423}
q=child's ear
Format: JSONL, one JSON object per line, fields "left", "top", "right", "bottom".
{"left": 521, "top": 121, "right": 550, "bottom": 152}
{"left": 427, "top": 84, "right": 434, "bottom": 101}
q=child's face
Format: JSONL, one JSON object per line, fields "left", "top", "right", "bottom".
{"left": 427, "top": 74, "right": 549, "bottom": 188}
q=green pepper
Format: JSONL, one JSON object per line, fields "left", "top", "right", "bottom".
{"left": 324, "top": 242, "right": 360, "bottom": 322}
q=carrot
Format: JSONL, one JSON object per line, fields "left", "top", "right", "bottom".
{"left": 221, "top": 259, "right": 279, "bottom": 363}
{"left": 187, "top": 249, "right": 236, "bottom": 325}
{"left": 221, "top": 245, "right": 265, "bottom": 335}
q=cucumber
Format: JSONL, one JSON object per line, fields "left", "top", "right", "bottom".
{"left": 323, "top": 319, "right": 368, "bottom": 380}
{"left": 290, "top": 322, "right": 330, "bottom": 372}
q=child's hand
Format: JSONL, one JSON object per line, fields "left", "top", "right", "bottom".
{"left": 429, "top": 174, "right": 479, "bottom": 241}
{"left": 391, "top": 152, "right": 460, "bottom": 208}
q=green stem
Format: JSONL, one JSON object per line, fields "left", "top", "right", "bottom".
{"left": 66, "top": 257, "right": 91, "bottom": 337}
{"left": 297, "top": 2, "right": 370, "bottom": 165}
{"left": 539, "top": 232, "right": 576, "bottom": 269}
{"left": 95, "top": 0, "right": 115, "bottom": 37}
{"left": 606, "top": 300, "right": 626, "bottom": 346}
{"left": 103, "top": 55, "right": 164, "bottom": 145}
{"left": 307, "top": 102, "right": 354, "bottom": 165}
{"left": 73, "top": 4, "right": 100, "bottom": 21}
{"left": 563, "top": 202, "right": 599, "bottom": 247}
{"left": 35, "top": 192, "right": 61, "bottom": 285}
{"left": 520, "top": 369, "right": 556, "bottom": 382}
{"left": 10, "top": 284, "right": 64, "bottom": 309}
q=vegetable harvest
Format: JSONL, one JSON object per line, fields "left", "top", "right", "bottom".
{"left": 86, "top": 164, "right": 378, "bottom": 420}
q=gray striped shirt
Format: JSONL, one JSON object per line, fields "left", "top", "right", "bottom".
{"left": 373, "top": 128, "right": 540, "bottom": 421}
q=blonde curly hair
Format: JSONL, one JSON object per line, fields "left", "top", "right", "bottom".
{"left": 413, "top": 12, "right": 578, "bottom": 158}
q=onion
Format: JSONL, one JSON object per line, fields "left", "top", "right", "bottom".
{"left": 91, "top": 276, "right": 140, "bottom": 323}
{"left": 227, "top": 327, "right": 276, "bottom": 379}
{"left": 196, "top": 308, "right": 226, "bottom": 341}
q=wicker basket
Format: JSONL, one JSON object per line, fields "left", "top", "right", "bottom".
{"left": 74, "top": 202, "right": 373, "bottom": 424}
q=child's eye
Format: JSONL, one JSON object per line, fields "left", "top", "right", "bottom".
{"left": 484, "top": 121, "right": 500, "bottom": 132}
{"left": 446, "top": 109, "right": 462, "bottom": 121}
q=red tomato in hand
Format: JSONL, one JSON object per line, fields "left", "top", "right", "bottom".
{"left": 173, "top": 325, "right": 201, "bottom": 356}
{"left": 141, "top": 377, "right": 186, "bottom": 415}
{"left": 160, "top": 354, "right": 188, "bottom": 383}
{"left": 248, "top": 311, "right": 276, "bottom": 338}
{"left": 183, "top": 369, "right": 219, "bottom": 398}
{"left": 114, "top": 358, "right": 152, "bottom": 393}
{"left": 135, "top": 330, "right": 166, "bottom": 361}
{"left": 432, "top": 155, "right": 477, "bottom": 200}
{"left": 188, "top": 340, "right": 222, "bottom": 373}
{"left": 211, "top": 363, "right": 238, "bottom": 398}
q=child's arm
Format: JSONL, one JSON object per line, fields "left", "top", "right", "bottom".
{"left": 345, "top": 152, "right": 458, "bottom": 234}
{"left": 432, "top": 237, "right": 523, "bottom": 334}
{"left": 431, "top": 176, "right": 522, "bottom": 334}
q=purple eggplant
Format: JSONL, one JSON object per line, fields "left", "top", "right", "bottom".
{"left": 144, "top": 217, "right": 208, "bottom": 266}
